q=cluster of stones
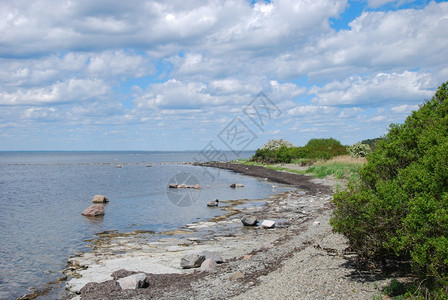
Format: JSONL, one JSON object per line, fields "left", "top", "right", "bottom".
{"left": 240, "top": 214, "right": 291, "bottom": 229}
{"left": 81, "top": 195, "right": 108, "bottom": 217}
{"left": 180, "top": 250, "right": 224, "bottom": 273}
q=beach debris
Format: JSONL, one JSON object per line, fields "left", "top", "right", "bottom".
{"left": 200, "top": 250, "right": 224, "bottom": 264}
{"left": 92, "top": 195, "right": 109, "bottom": 203}
{"left": 81, "top": 204, "right": 105, "bottom": 217}
{"left": 207, "top": 199, "right": 219, "bottom": 207}
{"left": 241, "top": 215, "right": 258, "bottom": 226}
{"left": 180, "top": 253, "right": 206, "bottom": 269}
{"left": 117, "top": 273, "right": 149, "bottom": 290}
{"left": 200, "top": 259, "right": 218, "bottom": 272}
{"left": 230, "top": 183, "right": 244, "bottom": 188}
{"left": 261, "top": 220, "right": 276, "bottom": 228}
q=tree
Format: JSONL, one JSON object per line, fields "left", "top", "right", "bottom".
{"left": 330, "top": 81, "right": 448, "bottom": 295}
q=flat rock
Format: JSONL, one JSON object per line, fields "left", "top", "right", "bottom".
{"left": 117, "top": 273, "right": 148, "bottom": 290}
{"left": 82, "top": 204, "right": 104, "bottom": 217}
{"left": 261, "top": 220, "right": 276, "bottom": 228}
{"left": 92, "top": 195, "right": 109, "bottom": 203}
{"left": 180, "top": 253, "right": 206, "bottom": 269}
{"left": 200, "top": 250, "right": 224, "bottom": 264}
{"left": 200, "top": 259, "right": 217, "bottom": 272}
{"left": 241, "top": 215, "right": 258, "bottom": 226}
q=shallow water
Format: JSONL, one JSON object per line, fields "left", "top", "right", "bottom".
{"left": 0, "top": 151, "right": 284, "bottom": 299}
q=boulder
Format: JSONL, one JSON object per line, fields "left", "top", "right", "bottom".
{"left": 117, "top": 273, "right": 148, "bottom": 290}
{"left": 230, "top": 183, "right": 244, "bottom": 188}
{"left": 200, "top": 250, "right": 224, "bottom": 264}
{"left": 180, "top": 253, "right": 206, "bottom": 269}
{"left": 82, "top": 204, "right": 105, "bottom": 217}
{"left": 92, "top": 195, "right": 109, "bottom": 203}
{"left": 261, "top": 220, "right": 276, "bottom": 228}
{"left": 241, "top": 215, "right": 258, "bottom": 226}
{"left": 200, "top": 259, "right": 217, "bottom": 272}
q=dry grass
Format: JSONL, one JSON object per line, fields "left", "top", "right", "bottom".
{"left": 314, "top": 155, "right": 367, "bottom": 166}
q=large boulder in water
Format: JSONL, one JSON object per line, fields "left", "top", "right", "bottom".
{"left": 82, "top": 204, "right": 105, "bottom": 217}
{"left": 92, "top": 195, "right": 109, "bottom": 203}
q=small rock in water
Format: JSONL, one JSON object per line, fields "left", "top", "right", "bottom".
{"left": 200, "top": 259, "right": 218, "bottom": 272}
{"left": 169, "top": 183, "right": 178, "bottom": 188}
{"left": 261, "top": 220, "right": 276, "bottom": 228}
{"left": 241, "top": 215, "right": 258, "bottom": 226}
{"left": 230, "top": 183, "right": 244, "bottom": 188}
{"left": 117, "top": 273, "right": 149, "bottom": 290}
{"left": 180, "top": 253, "right": 206, "bottom": 269}
{"left": 81, "top": 204, "right": 105, "bottom": 217}
{"left": 92, "top": 195, "right": 109, "bottom": 203}
{"left": 200, "top": 250, "right": 224, "bottom": 264}
{"left": 207, "top": 199, "right": 219, "bottom": 207}
{"left": 193, "top": 184, "right": 201, "bottom": 189}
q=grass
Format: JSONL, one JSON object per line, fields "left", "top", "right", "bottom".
{"left": 239, "top": 155, "right": 366, "bottom": 181}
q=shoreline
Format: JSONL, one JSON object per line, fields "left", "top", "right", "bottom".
{"left": 60, "top": 162, "right": 391, "bottom": 299}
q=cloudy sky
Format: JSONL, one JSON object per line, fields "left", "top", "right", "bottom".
{"left": 1, "top": 0, "right": 447, "bottom": 151}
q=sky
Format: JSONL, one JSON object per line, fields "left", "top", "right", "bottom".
{"left": 0, "top": 0, "right": 447, "bottom": 151}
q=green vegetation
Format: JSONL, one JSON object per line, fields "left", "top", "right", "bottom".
{"left": 306, "top": 161, "right": 363, "bottom": 181}
{"left": 330, "top": 82, "right": 448, "bottom": 298}
{"left": 252, "top": 138, "right": 347, "bottom": 163}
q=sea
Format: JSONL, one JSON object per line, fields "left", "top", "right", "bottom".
{"left": 0, "top": 151, "right": 285, "bottom": 299}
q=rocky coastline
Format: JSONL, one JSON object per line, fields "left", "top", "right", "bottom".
{"left": 62, "top": 162, "right": 391, "bottom": 299}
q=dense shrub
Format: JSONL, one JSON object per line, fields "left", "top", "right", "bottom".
{"left": 330, "top": 82, "right": 448, "bottom": 295}
{"left": 348, "top": 142, "right": 371, "bottom": 158}
{"left": 304, "top": 138, "right": 347, "bottom": 159}
{"left": 252, "top": 138, "right": 346, "bottom": 163}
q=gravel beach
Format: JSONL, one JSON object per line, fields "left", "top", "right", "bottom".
{"left": 64, "top": 163, "right": 393, "bottom": 299}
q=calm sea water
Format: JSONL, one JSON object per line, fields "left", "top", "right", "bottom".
{"left": 0, "top": 151, "right": 282, "bottom": 299}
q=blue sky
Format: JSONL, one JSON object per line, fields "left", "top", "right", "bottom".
{"left": 0, "top": 0, "right": 447, "bottom": 151}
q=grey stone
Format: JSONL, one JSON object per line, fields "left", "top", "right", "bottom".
{"left": 275, "top": 219, "right": 291, "bottom": 228}
{"left": 200, "top": 258, "right": 217, "bottom": 272}
{"left": 261, "top": 220, "right": 276, "bottom": 228}
{"left": 241, "top": 215, "right": 258, "bottom": 226}
{"left": 117, "top": 273, "right": 148, "bottom": 290}
{"left": 261, "top": 243, "right": 274, "bottom": 251}
{"left": 180, "top": 253, "right": 206, "bottom": 269}
{"left": 200, "top": 250, "right": 224, "bottom": 264}
{"left": 92, "top": 195, "right": 109, "bottom": 203}
{"left": 81, "top": 204, "right": 104, "bottom": 217}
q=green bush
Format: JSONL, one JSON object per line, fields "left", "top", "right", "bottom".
{"left": 252, "top": 138, "right": 346, "bottom": 163}
{"left": 304, "top": 138, "right": 347, "bottom": 158}
{"left": 330, "top": 82, "right": 448, "bottom": 296}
